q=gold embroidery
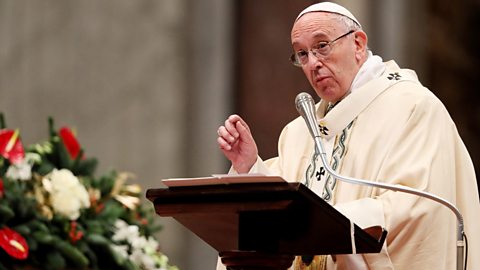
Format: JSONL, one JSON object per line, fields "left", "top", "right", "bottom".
{"left": 293, "top": 255, "right": 327, "bottom": 270}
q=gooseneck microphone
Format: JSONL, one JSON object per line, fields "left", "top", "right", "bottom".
{"left": 295, "top": 92, "right": 466, "bottom": 270}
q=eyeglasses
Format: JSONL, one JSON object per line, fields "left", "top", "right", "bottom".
{"left": 290, "top": 30, "right": 355, "bottom": 67}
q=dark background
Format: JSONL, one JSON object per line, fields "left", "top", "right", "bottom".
{"left": 234, "top": 0, "right": 480, "bottom": 192}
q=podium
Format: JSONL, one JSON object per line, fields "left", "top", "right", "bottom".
{"left": 146, "top": 179, "right": 387, "bottom": 270}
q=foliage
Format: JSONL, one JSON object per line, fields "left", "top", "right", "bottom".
{"left": 0, "top": 114, "right": 177, "bottom": 270}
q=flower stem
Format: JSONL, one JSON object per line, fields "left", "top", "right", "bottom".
{"left": 0, "top": 113, "right": 5, "bottom": 129}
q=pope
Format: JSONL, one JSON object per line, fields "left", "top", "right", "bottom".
{"left": 217, "top": 2, "right": 480, "bottom": 269}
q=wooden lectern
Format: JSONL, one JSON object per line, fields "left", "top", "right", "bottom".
{"left": 146, "top": 178, "right": 387, "bottom": 270}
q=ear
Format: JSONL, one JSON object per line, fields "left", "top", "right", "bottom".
{"left": 353, "top": 30, "right": 368, "bottom": 62}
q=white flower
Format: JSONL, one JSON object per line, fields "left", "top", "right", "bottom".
{"left": 5, "top": 153, "right": 40, "bottom": 181}
{"left": 130, "top": 248, "right": 157, "bottom": 269}
{"left": 6, "top": 160, "right": 32, "bottom": 180}
{"left": 112, "top": 219, "right": 140, "bottom": 242}
{"left": 44, "top": 169, "right": 90, "bottom": 220}
{"left": 130, "top": 234, "right": 148, "bottom": 250}
{"left": 146, "top": 237, "right": 159, "bottom": 251}
{"left": 110, "top": 244, "right": 129, "bottom": 259}
{"left": 111, "top": 219, "right": 174, "bottom": 270}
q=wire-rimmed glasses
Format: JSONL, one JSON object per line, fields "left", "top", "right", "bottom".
{"left": 290, "top": 30, "right": 355, "bottom": 67}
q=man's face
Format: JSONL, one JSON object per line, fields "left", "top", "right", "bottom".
{"left": 291, "top": 12, "right": 363, "bottom": 103}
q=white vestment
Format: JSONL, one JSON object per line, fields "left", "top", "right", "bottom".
{"left": 217, "top": 60, "right": 480, "bottom": 269}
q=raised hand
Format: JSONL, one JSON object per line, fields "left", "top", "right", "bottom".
{"left": 217, "top": 115, "right": 258, "bottom": 173}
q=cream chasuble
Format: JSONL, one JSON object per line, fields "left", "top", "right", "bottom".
{"left": 216, "top": 60, "right": 480, "bottom": 270}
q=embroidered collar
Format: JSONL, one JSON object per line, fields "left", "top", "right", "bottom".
{"left": 315, "top": 60, "right": 419, "bottom": 139}
{"left": 349, "top": 51, "right": 386, "bottom": 93}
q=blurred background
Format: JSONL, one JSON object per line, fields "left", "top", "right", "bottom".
{"left": 0, "top": 0, "right": 478, "bottom": 269}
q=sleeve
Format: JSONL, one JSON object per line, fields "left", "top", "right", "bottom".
{"left": 227, "top": 156, "right": 278, "bottom": 175}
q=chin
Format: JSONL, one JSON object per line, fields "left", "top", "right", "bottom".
{"left": 315, "top": 88, "right": 341, "bottom": 103}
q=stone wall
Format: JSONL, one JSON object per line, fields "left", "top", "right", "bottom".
{"left": 0, "top": 0, "right": 231, "bottom": 269}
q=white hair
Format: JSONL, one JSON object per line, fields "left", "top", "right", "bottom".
{"left": 331, "top": 13, "right": 368, "bottom": 52}
{"left": 334, "top": 13, "right": 362, "bottom": 31}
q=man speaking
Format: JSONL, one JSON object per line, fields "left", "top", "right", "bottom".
{"left": 217, "top": 2, "right": 480, "bottom": 269}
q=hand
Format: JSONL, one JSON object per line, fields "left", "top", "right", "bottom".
{"left": 217, "top": 115, "right": 258, "bottom": 173}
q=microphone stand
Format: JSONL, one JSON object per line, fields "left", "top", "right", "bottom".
{"left": 311, "top": 126, "right": 466, "bottom": 270}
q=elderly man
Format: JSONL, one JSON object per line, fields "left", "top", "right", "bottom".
{"left": 216, "top": 2, "right": 479, "bottom": 269}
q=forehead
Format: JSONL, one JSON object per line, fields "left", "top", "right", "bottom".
{"left": 291, "top": 12, "right": 344, "bottom": 43}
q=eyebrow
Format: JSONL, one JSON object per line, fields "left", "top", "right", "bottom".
{"left": 311, "top": 31, "right": 330, "bottom": 40}
{"left": 291, "top": 32, "right": 330, "bottom": 49}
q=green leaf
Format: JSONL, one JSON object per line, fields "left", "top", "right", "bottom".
{"left": 16, "top": 197, "right": 35, "bottom": 220}
{"left": 48, "top": 116, "right": 56, "bottom": 138}
{"left": 57, "top": 141, "right": 73, "bottom": 170}
{"left": 53, "top": 239, "right": 89, "bottom": 267}
{"left": 12, "top": 225, "right": 30, "bottom": 235}
{"left": 76, "top": 158, "right": 98, "bottom": 177}
{"left": 26, "top": 235, "right": 38, "bottom": 251}
{"left": 77, "top": 241, "right": 98, "bottom": 268}
{"left": 0, "top": 204, "right": 15, "bottom": 223}
{"left": 32, "top": 231, "right": 55, "bottom": 244}
{"left": 85, "top": 233, "right": 111, "bottom": 246}
{"left": 28, "top": 219, "right": 50, "bottom": 232}
{"left": 0, "top": 113, "right": 5, "bottom": 129}
{"left": 98, "top": 201, "right": 126, "bottom": 220}
{"left": 46, "top": 250, "right": 66, "bottom": 270}
{"left": 84, "top": 220, "right": 104, "bottom": 235}
{"left": 36, "top": 160, "right": 55, "bottom": 175}
{"left": 94, "top": 171, "right": 117, "bottom": 195}
{"left": 0, "top": 158, "right": 7, "bottom": 175}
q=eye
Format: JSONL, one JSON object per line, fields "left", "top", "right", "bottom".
{"left": 296, "top": 50, "right": 308, "bottom": 58}
{"left": 316, "top": 42, "right": 329, "bottom": 49}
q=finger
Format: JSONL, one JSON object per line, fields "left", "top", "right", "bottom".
{"left": 228, "top": 114, "right": 242, "bottom": 122}
{"left": 235, "top": 120, "right": 251, "bottom": 139}
{"left": 229, "top": 114, "right": 251, "bottom": 133}
{"left": 217, "top": 136, "right": 232, "bottom": 151}
{"left": 224, "top": 119, "right": 239, "bottom": 139}
{"left": 218, "top": 125, "right": 236, "bottom": 143}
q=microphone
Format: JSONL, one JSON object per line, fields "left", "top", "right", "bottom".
{"left": 294, "top": 92, "right": 466, "bottom": 270}
{"left": 295, "top": 92, "right": 321, "bottom": 139}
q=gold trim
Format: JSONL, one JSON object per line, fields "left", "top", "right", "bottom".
{"left": 293, "top": 255, "right": 327, "bottom": 270}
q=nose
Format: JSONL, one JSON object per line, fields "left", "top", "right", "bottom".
{"left": 306, "top": 50, "right": 323, "bottom": 69}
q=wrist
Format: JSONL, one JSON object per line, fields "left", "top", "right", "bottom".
{"left": 233, "top": 157, "right": 257, "bottom": 174}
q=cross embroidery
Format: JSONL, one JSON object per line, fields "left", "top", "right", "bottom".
{"left": 316, "top": 166, "right": 325, "bottom": 181}
{"left": 319, "top": 124, "right": 329, "bottom": 136}
{"left": 387, "top": 72, "right": 402, "bottom": 80}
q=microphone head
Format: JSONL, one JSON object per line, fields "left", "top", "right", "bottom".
{"left": 295, "top": 91, "right": 321, "bottom": 138}
{"left": 295, "top": 92, "right": 314, "bottom": 113}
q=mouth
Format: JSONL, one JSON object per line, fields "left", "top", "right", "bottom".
{"left": 314, "top": 75, "right": 331, "bottom": 84}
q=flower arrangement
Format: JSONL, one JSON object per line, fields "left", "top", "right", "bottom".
{"left": 0, "top": 114, "right": 178, "bottom": 270}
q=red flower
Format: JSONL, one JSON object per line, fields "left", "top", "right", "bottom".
{"left": 0, "top": 129, "right": 25, "bottom": 164}
{"left": 0, "top": 227, "right": 29, "bottom": 260}
{"left": 94, "top": 203, "right": 105, "bottom": 214}
{"left": 135, "top": 213, "right": 148, "bottom": 225}
{"left": 59, "top": 127, "right": 82, "bottom": 159}
{"left": 68, "top": 221, "right": 83, "bottom": 244}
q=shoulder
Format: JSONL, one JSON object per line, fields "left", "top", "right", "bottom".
{"left": 354, "top": 62, "right": 455, "bottom": 131}
{"left": 378, "top": 61, "right": 448, "bottom": 116}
